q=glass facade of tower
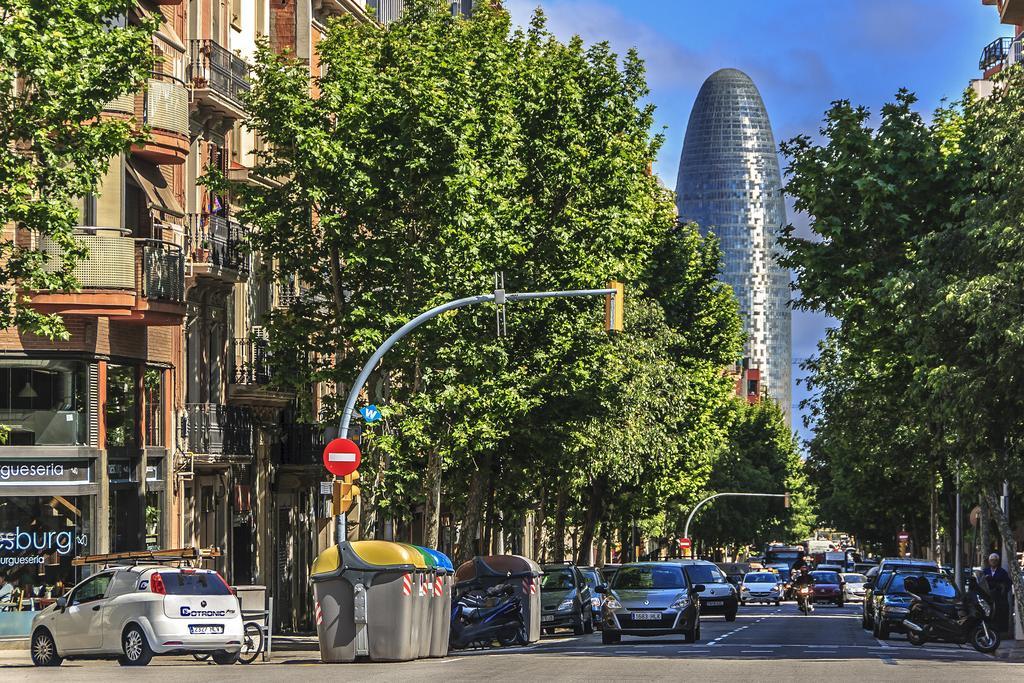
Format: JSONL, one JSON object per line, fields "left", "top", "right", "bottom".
{"left": 675, "top": 68, "right": 792, "bottom": 423}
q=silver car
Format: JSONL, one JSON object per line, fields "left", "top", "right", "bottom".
{"left": 841, "top": 572, "right": 868, "bottom": 602}
{"left": 597, "top": 562, "right": 703, "bottom": 644}
{"left": 740, "top": 571, "right": 783, "bottom": 605}
{"left": 30, "top": 565, "right": 243, "bottom": 667}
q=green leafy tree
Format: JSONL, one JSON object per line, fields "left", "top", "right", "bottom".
{"left": 0, "top": 1, "right": 156, "bottom": 338}
{"left": 783, "top": 71, "right": 1024, "bottom": 617}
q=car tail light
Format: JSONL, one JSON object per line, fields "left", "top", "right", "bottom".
{"left": 150, "top": 572, "right": 167, "bottom": 595}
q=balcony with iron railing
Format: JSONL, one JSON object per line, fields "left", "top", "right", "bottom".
{"left": 28, "top": 227, "right": 185, "bottom": 324}
{"left": 188, "top": 39, "right": 250, "bottom": 119}
{"left": 227, "top": 336, "right": 295, "bottom": 406}
{"left": 276, "top": 421, "right": 326, "bottom": 467}
{"left": 184, "top": 403, "right": 255, "bottom": 463}
{"left": 980, "top": 37, "right": 1013, "bottom": 72}
{"left": 187, "top": 214, "right": 249, "bottom": 281}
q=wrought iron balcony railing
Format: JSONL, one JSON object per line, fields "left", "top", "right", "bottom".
{"left": 231, "top": 337, "right": 272, "bottom": 385}
{"left": 277, "top": 421, "right": 326, "bottom": 467}
{"left": 188, "top": 39, "right": 251, "bottom": 111}
{"left": 184, "top": 403, "right": 254, "bottom": 457}
{"left": 187, "top": 214, "right": 249, "bottom": 275}
{"left": 980, "top": 37, "right": 1013, "bottom": 71}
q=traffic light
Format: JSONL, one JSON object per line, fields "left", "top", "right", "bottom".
{"left": 332, "top": 471, "right": 361, "bottom": 515}
{"left": 605, "top": 280, "right": 624, "bottom": 333}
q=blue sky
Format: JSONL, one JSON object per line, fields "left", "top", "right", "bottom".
{"left": 505, "top": 0, "right": 1007, "bottom": 444}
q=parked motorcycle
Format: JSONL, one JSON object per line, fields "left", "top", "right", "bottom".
{"left": 450, "top": 583, "right": 527, "bottom": 650}
{"left": 797, "top": 585, "right": 814, "bottom": 615}
{"left": 901, "top": 574, "right": 1000, "bottom": 654}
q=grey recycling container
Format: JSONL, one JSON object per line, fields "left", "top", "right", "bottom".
{"left": 454, "top": 554, "right": 542, "bottom": 644}
{"left": 310, "top": 541, "right": 425, "bottom": 662}
{"left": 421, "top": 547, "right": 454, "bottom": 657}
{"left": 400, "top": 544, "right": 434, "bottom": 659}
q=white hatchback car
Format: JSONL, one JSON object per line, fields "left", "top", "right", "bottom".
{"left": 30, "top": 565, "right": 243, "bottom": 667}
{"left": 840, "top": 572, "right": 868, "bottom": 602}
{"left": 740, "top": 571, "right": 784, "bottom": 605}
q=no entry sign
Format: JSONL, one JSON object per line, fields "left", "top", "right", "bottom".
{"left": 678, "top": 537, "right": 692, "bottom": 551}
{"left": 322, "top": 438, "right": 361, "bottom": 477}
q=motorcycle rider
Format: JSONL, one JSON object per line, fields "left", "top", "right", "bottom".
{"left": 792, "top": 566, "right": 814, "bottom": 610}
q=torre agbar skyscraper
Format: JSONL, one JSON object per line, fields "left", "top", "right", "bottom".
{"left": 675, "top": 68, "right": 792, "bottom": 423}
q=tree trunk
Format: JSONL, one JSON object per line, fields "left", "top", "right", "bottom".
{"left": 483, "top": 480, "right": 496, "bottom": 554}
{"left": 979, "top": 495, "right": 991, "bottom": 565}
{"left": 984, "top": 489, "right": 1023, "bottom": 633}
{"left": 422, "top": 451, "right": 442, "bottom": 549}
{"left": 575, "top": 477, "right": 607, "bottom": 565}
{"left": 533, "top": 485, "right": 546, "bottom": 562}
{"left": 594, "top": 524, "right": 605, "bottom": 568}
{"left": 552, "top": 479, "right": 568, "bottom": 562}
{"left": 456, "top": 456, "right": 491, "bottom": 564}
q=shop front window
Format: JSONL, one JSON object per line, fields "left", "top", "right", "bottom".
{"left": 143, "top": 368, "right": 163, "bottom": 447}
{"left": 105, "top": 364, "right": 138, "bottom": 454}
{"left": 0, "top": 495, "right": 90, "bottom": 629}
{"left": 0, "top": 360, "right": 89, "bottom": 446}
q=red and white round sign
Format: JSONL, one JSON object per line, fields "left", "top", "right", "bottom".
{"left": 322, "top": 437, "right": 361, "bottom": 477}
{"left": 678, "top": 537, "right": 692, "bottom": 550}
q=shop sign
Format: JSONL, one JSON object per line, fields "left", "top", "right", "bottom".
{"left": 0, "top": 527, "right": 88, "bottom": 567}
{"left": 0, "top": 461, "right": 90, "bottom": 485}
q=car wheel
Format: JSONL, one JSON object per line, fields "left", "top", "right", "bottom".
{"left": 862, "top": 614, "right": 871, "bottom": 630}
{"left": 774, "top": 600, "right": 781, "bottom": 607}
{"left": 601, "top": 630, "right": 621, "bottom": 645}
{"left": 584, "top": 613, "right": 594, "bottom": 635}
{"left": 874, "top": 620, "right": 890, "bottom": 640}
{"left": 837, "top": 598, "right": 844, "bottom": 607}
{"left": 30, "top": 629, "right": 62, "bottom": 667}
{"left": 572, "top": 612, "right": 586, "bottom": 636}
{"left": 724, "top": 611, "right": 737, "bottom": 622}
{"left": 212, "top": 650, "right": 239, "bottom": 665}
{"left": 119, "top": 624, "right": 153, "bottom": 666}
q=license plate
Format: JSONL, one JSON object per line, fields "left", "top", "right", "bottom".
{"left": 631, "top": 612, "right": 661, "bottom": 620}
{"left": 541, "top": 615, "right": 554, "bottom": 623}
{"left": 704, "top": 600, "right": 724, "bottom": 607}
{"left": 189, "top": 624, "right": 224, "bottom": 635}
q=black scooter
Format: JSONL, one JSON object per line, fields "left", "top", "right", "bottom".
{"left": 902, "top": 575, "right": 1000, "bottom": 653}
{"left": 450, "top": 583, "right": 527, "bottom": 650}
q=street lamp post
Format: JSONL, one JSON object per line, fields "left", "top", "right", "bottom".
{"left": 682, "top": 492, "right": 790, "bottom": 554}
{"left": 332, "top": 285, "right": 622, "bottom": 545}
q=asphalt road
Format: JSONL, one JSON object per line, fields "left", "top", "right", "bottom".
{"left": 1, "top": 602, "right": 1018, "bottom": 681}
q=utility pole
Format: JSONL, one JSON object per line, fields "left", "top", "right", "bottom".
{"left": 954, "top": 463, "right": 962, "bottom": 590}
{"left": 332, "top": 283, "right": 623, "bottom": 545}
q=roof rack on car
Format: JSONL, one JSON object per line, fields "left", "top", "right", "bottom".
{"left": 71, "top": 547, "right": 222, "bottom": 567}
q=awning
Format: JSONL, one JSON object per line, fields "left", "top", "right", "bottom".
{"left": 127, "top": 159, "right": 185, "bottom": 218}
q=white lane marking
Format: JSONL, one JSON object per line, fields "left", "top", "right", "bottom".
{"left": 875, "top": 638, "right": 893, "bottom": 648}
{"left": 742, "top": 650, "right": 774, "bottom": 654}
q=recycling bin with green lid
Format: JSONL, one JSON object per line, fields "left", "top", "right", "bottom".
{"left": 421, "top": 548, "right": 454, "bottom": 657}
{"left": 402, "top": 544, "right": 435, "bottom": 659}
{"left": 311, "top": 540, "right": 424, "bottom": 662}
{"left": 454, "top": 555, "right": 542, "bottom": 644}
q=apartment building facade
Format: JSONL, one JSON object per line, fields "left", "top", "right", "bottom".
{"left": 0, "top": 0, "right": 373, "bottom": 634}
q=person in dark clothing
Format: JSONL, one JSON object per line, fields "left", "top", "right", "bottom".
{"left": 983, "top": 552, "right": 1013, "bottom": 634}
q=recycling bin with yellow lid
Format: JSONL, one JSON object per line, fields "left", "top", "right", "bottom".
{"left": 311, "top": 541, "right": 426, "bottom": 662}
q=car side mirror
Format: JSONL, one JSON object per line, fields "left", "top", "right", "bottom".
{"left": 691, "top": 584, "right": 706, "bottom": 593}
{"left": 594, "top": 585, "right": 607, "bottom": 594}
{"left": 55, "top": 597, "right": 67, "bottom": 611}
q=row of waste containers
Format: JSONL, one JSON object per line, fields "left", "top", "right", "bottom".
{"left": 311, "top": 542, "right": 542, "bottom": 662}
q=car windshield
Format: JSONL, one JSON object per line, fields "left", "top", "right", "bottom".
{"left": 744, "top": 573, "right": 778, "bottom": 583}
{"left": 843, "top": 574, "right": 866, "bottom": 583}
{"left": 890, "top": 573, "right": 957, "bottom": 598}
{"left": 811, "top": 571, "right": 840, "bottom": 584}
{"left": 158, "top": 571, "right": 230, "bottom": 595}
{"left": 612, "top": 565, "right": 687, "bottom": 590}
{"left": 540, "top": 569, "right": 574, "bottom": 590}
{"left": 579, "top": 569, "right": 603, "bottom": 588}
{"left": 684, "top": 564, "right": 728, "bottom": 584}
